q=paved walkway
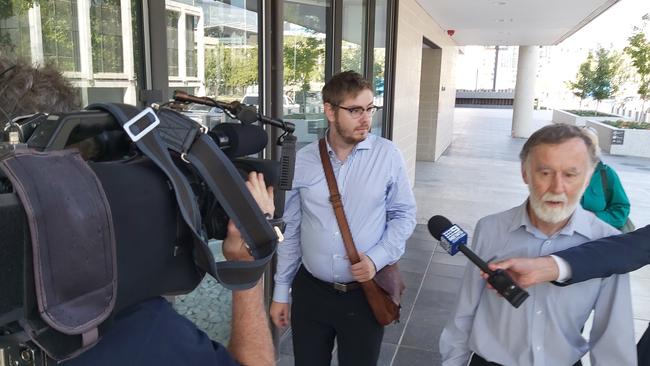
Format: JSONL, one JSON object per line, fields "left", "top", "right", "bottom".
{"left": 277, "top": 107, "right": 650, "bottom": 365}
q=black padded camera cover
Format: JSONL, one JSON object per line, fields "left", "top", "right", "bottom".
{"left": 0, "top": 149, "right": 116, "bottom": 359}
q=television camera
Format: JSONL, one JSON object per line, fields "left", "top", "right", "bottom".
{"left": 0, "top": 94, "right": 296, "bottom": 365}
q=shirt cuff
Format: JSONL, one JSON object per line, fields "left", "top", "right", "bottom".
{"left": 272, "top": 283, "right": 291, "bottom": 303}
{"left": 550, "top": 255, "right": 572, "bottom": 283}
{"left": 365, "top": 244, "right": 392, "bottom": 272}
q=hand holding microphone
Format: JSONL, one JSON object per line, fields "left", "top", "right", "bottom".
{"left": 427, "top": 215, "right": 529, "bottom": 308}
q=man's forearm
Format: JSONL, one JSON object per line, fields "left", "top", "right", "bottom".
{"left": 229, "top": 279, "right": 274, "bottom": 366}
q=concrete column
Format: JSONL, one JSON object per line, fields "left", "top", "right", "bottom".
{"left": 511, "top": 45, "right": 539, "bottom": 138}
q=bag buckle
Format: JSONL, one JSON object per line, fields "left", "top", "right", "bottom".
{"left": 333, "top": 282, "right": 349, "bottom": 292}
{"left": 123, "top": 107, "right": 160, "bottom": 142}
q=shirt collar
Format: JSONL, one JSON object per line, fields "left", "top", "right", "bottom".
{"left": 508, "top": 199, "right": 595, "bottom": 240}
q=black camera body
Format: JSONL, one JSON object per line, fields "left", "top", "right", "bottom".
{"left": 0, "top": 104, "right": 287, "bottom": 364}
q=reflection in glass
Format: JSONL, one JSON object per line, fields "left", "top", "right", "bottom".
{"left": 169, "top": 0, "right": 260, "bottom": 345}
{"left": 0, "top": 1, "right": 140, "bottom": 106}
{"left": 186, "top": 14, "right": 198, "bottom": 77}
{"left": 91, "top": 0, "right": 124, "bottom": 73}
{"left": 0, "top": 5, "right": 31, "bottom": 61}
{"left": 41, "top": 0, "right": 81, "bottom": 72}
{"left": 371, "top": 0, "right": 388, "bottom": 136}
{"left": 341, "top": 0, "right": 366, "bottom": 74}
{"left": 284, "top": 1, "right": 329, "bottom": 151}
{"left": 167, "top": 11, "right": 179, "bottom": 76}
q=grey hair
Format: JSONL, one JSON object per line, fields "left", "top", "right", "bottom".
{"left": 0, "top": 55, "right": 79, "bottom": 120}
{"left": 519, "top": 123, "right": 599, "bottom": 166}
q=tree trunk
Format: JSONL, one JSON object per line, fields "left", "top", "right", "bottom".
{"left": 595, "top": 100, "right": 600, "bottom": 116}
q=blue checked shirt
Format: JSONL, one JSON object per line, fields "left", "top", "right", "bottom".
{"left": 273, "top": 134, "right": 417, "bottom": 303}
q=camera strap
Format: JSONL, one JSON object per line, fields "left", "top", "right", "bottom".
{"left": 87, "top": 103, "right": 277, "bottom": 290}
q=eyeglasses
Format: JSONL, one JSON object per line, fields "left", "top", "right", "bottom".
{"left": 333, "top": 104, "right": 382, "bottom": 119}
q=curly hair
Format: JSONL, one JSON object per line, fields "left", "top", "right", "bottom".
{"left": 0, "top": 55, "right": 79, "bottom": 120}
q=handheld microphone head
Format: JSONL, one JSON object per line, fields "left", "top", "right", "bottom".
{"left": 208, "top": 123, "right": 268, "bottom": 158}
{"left": 427, "top": 215, "right": 452, "bottom": 240}
{"left": 427, "top": 215, "right": 467, "bottom": 256}
{"left": 428, "top": 215, "right": 530, "bottom": 307}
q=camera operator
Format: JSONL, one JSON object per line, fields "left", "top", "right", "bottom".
{"left": 62, "top": 172, "right": 275, "bottom": 366}
{"left": 0, "top": 58, "right": 276, "bottom": 365}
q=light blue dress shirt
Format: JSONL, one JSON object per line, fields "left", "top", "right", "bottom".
{"left": 272, "top": 134, "right": 417, "bottom": 303}
{"left": 439, "top": 202, "right": 636, "bottom": 366}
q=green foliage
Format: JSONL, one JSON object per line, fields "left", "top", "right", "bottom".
{"left": 567, "top": 52, "right": 595, "bottom": 104}
{"left": 204, "top": 44, "right": 258, "bottom": 98}
{"left": 567, "top": 47, "right": 623, "bottom": 112}
{"left": 283, "top": 35, "right": 323, "bottom": 92}
{"left": 564, "top": 110, "right": 615, "bottom": 117}
{"left": 90, "top": 0, "right": 123, "bottom": 73}
{"left": 341, "top": 42, "right": 362, "bottom": 73}
{"left": 603, "top": 119, "right": 650, "bottom": 130}
{"left": 624, "top": 14, "right": 650, "bottom": 102}
{"left": 591, "top": 47, "right": 622, "bottom": 102}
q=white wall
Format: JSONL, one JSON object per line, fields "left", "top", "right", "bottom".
{"left": 393, "top": 0, "right": 457, "bottom": 184}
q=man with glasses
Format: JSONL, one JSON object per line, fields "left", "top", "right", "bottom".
{"left": 270, "top": 71, "right": 416, "bottom": 366}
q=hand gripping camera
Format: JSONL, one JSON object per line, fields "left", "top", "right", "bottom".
{"left": 0, "top": 100, "right": 295, "bottom": 365}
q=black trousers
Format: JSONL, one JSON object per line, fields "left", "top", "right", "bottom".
{"left": 291, "top": 266, "right": 384, "bottom": 366}
{"left": 638, "top": 322, "right": 650, "bottom": 365}
{"left": 469, "top": 353, "right": 583, "bottom": 366}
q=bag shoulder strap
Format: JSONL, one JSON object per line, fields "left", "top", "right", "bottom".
{"left": 318, "top": 138, "right": 360, "bottom": 265}
{"left": 598, "top": 163, "right": 611, "bottom": 202}
{"left": 87, "top": 103, "right": 277, "bottom": 290}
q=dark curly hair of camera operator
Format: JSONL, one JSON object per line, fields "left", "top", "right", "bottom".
{"left": 0, "top": 55, "right": 79, "bottom": 118}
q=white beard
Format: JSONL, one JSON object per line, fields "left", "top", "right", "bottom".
{"left": 528, "top": 191, "right": 580, "bottom": 224}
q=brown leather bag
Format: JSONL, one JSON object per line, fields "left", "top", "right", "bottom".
{"left": 318, "top": 139, "right": 405, "bottom": 325}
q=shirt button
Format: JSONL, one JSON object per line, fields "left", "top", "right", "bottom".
{"left": 536, "top": 310, "right": 543, "bottom": 315}
{"left": 543, "top": 240, "right": 551, "bottom": 245}
{"left": 536, "top": 346, "right": 542, "bottom": 351}
{"left": 334, "top": 232, "right": 340, "bottom": 236}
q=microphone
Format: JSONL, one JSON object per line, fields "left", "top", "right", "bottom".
{"left": 427, "top": 215, "right": 529, "bottom": 308}
{"left": 173, "top": 90, "right": 259, "bottom": 124}
{"left": 208, "top": 123, "right": 268, "bottom": 158}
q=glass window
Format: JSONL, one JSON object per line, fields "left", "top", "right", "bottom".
{"left": 41, "top": 0, "right": 81, "bottom": 72}
{"left": 185, "top": 14, "right": 198, "bottom": 77}
{"left": 371, "top": 0, "right": 388, "bottom": 136}
{"left": 0, "top": 1, "right": 141, "bottom": 109}
{"left": 167, "top": 11, "right": 179, "bottom": 76}
{"left": 203, "top": 2, "right": 258, "bottom": 101}
{"left": 0, "top": 5, "right": 31, "bottom": 61}
{"left": 341, "top": 0, "right": 366, "bottom": 74}
{"left": 284, "top": 1, "right": 329, "bottom": 151}
{"left": 91, "top": 0, "right": 124, "bottom": 73}
{"left": 167, "top": 0, "right": 260, "bottom": 344}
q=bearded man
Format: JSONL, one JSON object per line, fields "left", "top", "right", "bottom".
{"left": 439, "top": 124, "right": 636, "bottom": 366}
{"left": 270, "top": 71, "right": 416, "bottom": 366}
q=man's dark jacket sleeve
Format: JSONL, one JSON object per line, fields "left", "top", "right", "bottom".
{"left": 554, "top": 225, "right": 650, "bottom": 284}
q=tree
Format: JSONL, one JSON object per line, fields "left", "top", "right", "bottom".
{"left": 624, "top": 14, "right": 650, "bottom": 112}
{"left": 283, "top": 35, "right": 323, "bottom": 93}
{"left": 567, "top": 52, "right": 595, "bottom": 109}
{"left": 591, "top": 47, "right": 622, "bottom": 113}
